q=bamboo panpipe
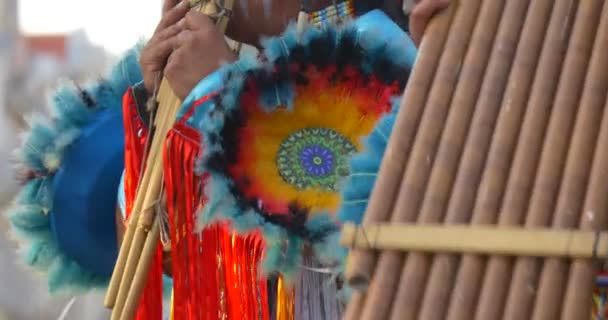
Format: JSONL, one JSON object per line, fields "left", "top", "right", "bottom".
{"left": 445, "top": 0, "right": 556, "bottom": 318}
{"left": 105, "top": 84, "right": 174, "bottom": 310}
{"left": 121, "top": 218, "right": 162, "bottom": 320}
{"left": 392, "top": 0, "right": 528, "bottom": 320}
{"left": 532, "top": 2, "right": 608, "bottom": 318}
{"left": 472, "top": 0, "right": 575, "bottom": 318}
{"left": 344, "top": 1, "right": 456, "bottom": 290}
{"left": 343, "top": 292, "right": 365, "bottom": 320}
{"left": 561, "top": 12, "right": 608, "bottom": 317}
{"left": 504, "top": 1, "right": 603, "bottom": 318}
{"left": 104, "top": 1, "right": 235, "bottom": 319}
{"left": 341, "top": 224, "right": 608, "bottom": 259}
{"left": 112, "top": 81, "right": 182, "bottom": 320}
{"left": 344, "top": 0, "right": 608, "bottom": 319}
{"left": 358, "top": 1, "right": 481, "bottom": 319}
{"left": 563, "top": 86, "right": 608, "bottom": 318}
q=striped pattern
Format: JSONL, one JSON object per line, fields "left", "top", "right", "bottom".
{"left": 309, "top": 1, "right": 355, "bottom": 27}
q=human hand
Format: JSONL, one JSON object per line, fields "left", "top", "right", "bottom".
{"left": 139, "top": 0, "right": 189, "bottom": 93}
{"left": 409, "top": 0, "right": 451, "bottom": 46}
{"left": 165, "top": 11, "right": 237, "bottom": 100}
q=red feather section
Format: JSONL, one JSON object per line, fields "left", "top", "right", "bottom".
{"left": 163, "top": 97, "right": 271, "bottom": 320}
{"left": 122, "top": 90, "right": 163, "bottom": 320}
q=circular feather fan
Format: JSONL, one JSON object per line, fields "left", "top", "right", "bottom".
{"left": 197, "top": 11, "right": 416, "bottom": 276}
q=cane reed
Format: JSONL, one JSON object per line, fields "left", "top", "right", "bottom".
{"left": 103, "top": 1, "right": 234, "bottom": 319}
{"left": 345, "top": 0, "right": 608, "bottom": 319}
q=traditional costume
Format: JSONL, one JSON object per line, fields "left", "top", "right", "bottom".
{"left": 7, "top": 1, "right": 606, "bottom": 319}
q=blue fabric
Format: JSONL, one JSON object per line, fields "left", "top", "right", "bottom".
{"left": 356, "top": 9, "right": 417, "bottom": 64}
{"left": 178, "top": 68, "right": 227, "bottom": 127}
{"left": 50, "top": 106, "right": 124, "bottom": 276}
{"left": 338, "top": 98, "right": 402, "bottom": 225}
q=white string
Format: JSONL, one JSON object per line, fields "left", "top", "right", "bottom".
{"left": 296, "top": 255, "right": 344, "bottom": 319}
{"left": 56, "top": 297, "right": 77, "bottom": 320}
{"left": 300, "top": 264, "right": 334, "bottom": 274}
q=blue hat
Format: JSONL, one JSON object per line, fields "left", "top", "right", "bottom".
{"left": 50, "top": 106, "right": 124, "bottom": 277}
{"left": 7, "top": 45, "right": 143, "bottom": 292}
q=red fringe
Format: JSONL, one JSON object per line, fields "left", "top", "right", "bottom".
{"left": 122, "top": 90, "right": 163, "bottom": 320}
{"left": 163, "top": 97, "right": 271, "bottom": 320}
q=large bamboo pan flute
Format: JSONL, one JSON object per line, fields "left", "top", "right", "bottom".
{"left": 341, "top": 0, "right": 608, "bottom": 319}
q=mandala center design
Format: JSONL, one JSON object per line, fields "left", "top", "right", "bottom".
{"left": 276, "top": 128, "right": 356, "bottom": 191}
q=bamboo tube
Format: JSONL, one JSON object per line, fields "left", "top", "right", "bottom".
{"left": 531, "top": 3, "right": 608, "bottom": 319}
{"left": 104, "top": 88, "right": 173, "bottom": 308}
{"left": 433, "top": 0, "right": 554, "bottom": 319}
{"left": 121, "top": 218, "right": 162, "bottom": 320}
{"left": 415, "top": 0, "right": 531, "bottom": 318}
{"left": 390, "top": 0, "right": 511, "bottom": 318}
{"left": 344, "top": 3, "right": 456, "bottom": 290}
{"left": 113, "top": 173, "right": 168, "bottom": 320}
{"left": 503, "top": 1, "right": 603, "bottom": 318}
{"left": 357, "top": 2, "right": 481, "bottom": 320}
{"left": 106, "top": 1, "right": 233, "bottom": 318}
{"left": 343, "top": 292, "right": 365, "bottom": 320}
{"left": 340, "top": 224, "right": 608, "bottom": 259}
{"left": 562, "top": 93, "right": 608, "bottom": 319}
{"left": 466, "top": 0, "right": 575, "bottom": 318}
{"left": 112, "top": 81, "right": 181, "bottom": 320}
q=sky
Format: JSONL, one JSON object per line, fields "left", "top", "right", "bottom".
{"left": 19, "top": 0, "right": 163, "bottom": 55}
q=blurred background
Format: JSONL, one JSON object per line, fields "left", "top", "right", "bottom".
{"left": 0, "top": 0, "right": 162, "bottom": 318}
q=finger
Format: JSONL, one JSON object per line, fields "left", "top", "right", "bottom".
{"left": 183, "top": 10, "right": 215, "bottom": 30}
{"left": 146, "top": 37, "right": 179, "bottom": 68}
{"left": 156, "top": 0, "right": 190, "bottom": 33}
{"left": 152, "top": 23, "right": 183, "bottom": 44}
{"left": 175, "top": 30, "right": 194, "bottom": 48}
{"left": 162, "top": 0, "right": 180, "bottom": 16}
{"left": 164, "top": 48, "right": 184, "bottom": 82}
{"left": 410, "top": 0, "right": 450, "bottom": 45}
{"left": 165, "top": 47, "right": 182, "bottom": 70}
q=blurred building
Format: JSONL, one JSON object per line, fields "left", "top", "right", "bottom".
{"left": 0, "top": 1, "right": 112, "bottom": 319}
{"left": 0, "top": 0, "right": 20, "bottom": 203}
{"left": 0, "top": 0, "right": 111, "bottom": 199}
{"left": 10, "top": 30, "right": 111, "bottom": 121}
{"left": 0, "top": 0, "right": 19, "bottom": 122}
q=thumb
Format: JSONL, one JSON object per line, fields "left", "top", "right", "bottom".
{"left": 184, "top": 10, "right": 215, "bottom": 30}
{"left": 410, "top": 0, "right": 451, "bottom": 46}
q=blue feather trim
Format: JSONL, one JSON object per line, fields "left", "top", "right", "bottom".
{"left": 338, "top": 99, "right": 401, "bottom": 225}
{"left": 335, "top": 98, "right": 401, "bottom": 292}
{"left": 6, "top": 44, "right": 143, "bottom": 293}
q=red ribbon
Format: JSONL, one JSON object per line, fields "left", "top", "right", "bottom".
{"left": 163, "top": 94, "right": 270, "bottom": 320}
{"left": 122, "top": 90, "right": 163, "bottom": 320}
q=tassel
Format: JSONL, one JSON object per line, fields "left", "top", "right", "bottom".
{"left": 122, "top": 91, "right": 163, "bottom": 320}
{"left": 295, "top": 254, "right": 344, "bottom": 319}
{"left": 164, "top": 105, "right": 272, "bottom": 319}
{"left": 277, "top": 275, "right": 295, "bottom": 320}
{"left": 163, "top": 119, "right": 206, "bottom": 320}
{"left": 169, "top": 289, "right": 174, "bottom": 320}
